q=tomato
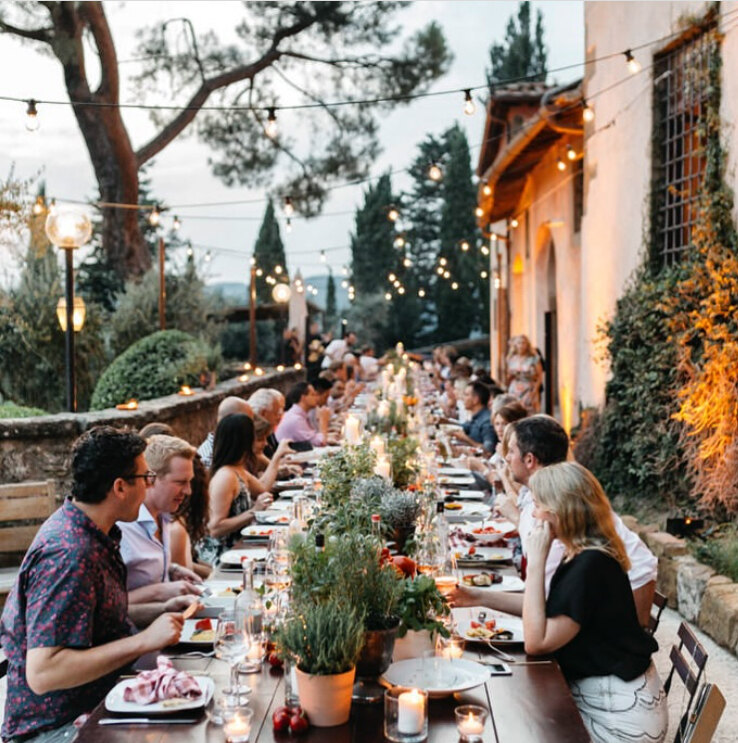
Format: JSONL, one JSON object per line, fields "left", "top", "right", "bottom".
{"left": 470, "top": 621, "right": 481, "bottom": 629}
{"left": 485, "top": 619, "right": 497, "bottom": 630}
{"left": 272, "top": 706, "right": 291, "bottom": 732}
{"left": 391, "top": 555, "right": 417, "bottom": 577}
{"left": 268, "top": 651, "right": 283, "bottom": 668}
{"left": 379, "top": 547, "right": 392, "bottom": 566}
{"left": 468, "top": 546, "right": 476, "bottom": 555}
{"left": 289, "top": 708, "right": 310, "bottom": 735}
{"left": 194, "top": 619, "right": 212, "bottom": 631}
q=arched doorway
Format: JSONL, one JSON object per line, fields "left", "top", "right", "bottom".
{"left": 543, "top": 241, "right": 558, "bottom": 416}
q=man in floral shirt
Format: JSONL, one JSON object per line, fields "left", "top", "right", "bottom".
{"left": 1, "top": 427, "right": 184, "bottom": 743}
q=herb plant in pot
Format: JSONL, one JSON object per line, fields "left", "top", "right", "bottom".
{"left": 275, "top": 598, "right": 364, "bottom": 727}
{"left": 380, "top": 489, "right": 421, "bottom": 554}
{"left": 393, "top": 574, "right": 451, "bottom": 661}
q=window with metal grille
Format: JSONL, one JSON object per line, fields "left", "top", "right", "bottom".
{"left": 651, "top": 28, "right": 715, "bottom": 267}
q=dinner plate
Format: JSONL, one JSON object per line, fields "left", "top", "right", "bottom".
{"left": 459, "top": 520, "right": 516, "bottom": 537}
{"left": 180, "top": 619, "right": 217, "bottom": 645}
{"left": 274, "top": 478, "right": 308, "bottom": 490}
{"left": 105, "top": 675, "right": 214, "bottom": 714}
{"left": 454, "top": 547, "right": 513, "bottom": 566}
{"left": 443, "top": 503, "right": 491, "bottom": 523}
{"left": 241, "top": 525, "right": 278, "bottom": 539}
{"left": 460, "top": 574, "right": 525, "bottom": 592}
{"left": 219, "top": 547, "right": 268, "bottom": 566}
{"left": 381, "top": 658, "right": 489, "bottom": 698}
{"left": 438, "top": 475, "right": 476, "bottom": 486}
{"left": 452, "top": 607, "right": 524, "bottom": 646}
{"left": 276, "top": 489, "right": 304, "bottom": 499}
{"left": 444, "top": 489, "right": 486, "bottom": 501}
{"left": 268, "top": 499, "right": 294, "bottom": 512}
{"left": 254, "top": 511, "right": 291, "bottom": 525}
{"left": 439, "top": 466, "right": 473, "bottom": 476}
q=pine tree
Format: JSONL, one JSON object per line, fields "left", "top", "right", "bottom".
{"left": 325, "top": 269, "right": 337, "bottom": 330}
{"left": 486, "top": 1, "right": 547, "bottom": 87}
{"left": 350, "top": 174, "right": 396, "bottom": 296}
{"left": 253, "top": 199, "right": 288, "bottom": 303}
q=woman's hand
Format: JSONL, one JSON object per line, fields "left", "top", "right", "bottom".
{"left": 252, "top": 492, "right": 273, "bottom": 511}
{"left": 526, "top": 520, "right": 553, "bottom": 571}
{"left": 274, "top": 439, "right": 294, "bottom": 460}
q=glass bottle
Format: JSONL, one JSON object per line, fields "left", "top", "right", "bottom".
{"left": 434, "top": 500, "right": 449, "bottom": 560}
{"left": 235, "top": 558, "right": 264, "bottom": 673}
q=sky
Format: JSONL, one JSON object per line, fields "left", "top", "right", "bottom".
{"left": 0, "top": 0, "right": 584, "bottom": 292}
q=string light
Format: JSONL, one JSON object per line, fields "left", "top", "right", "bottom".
{"left": 148, "top": 204, "right": 161, "bottom": 226}
{"left": 285, "top": 218, "right": 292, "bottom": 233}
{"left": 341, "top": 279, "right": 349, "bottom": 289}
{"left": 172, "top": 215, "right": 181, "bottom": 231}
{"left": 624, "top": 49, "right": 641, "bottom": 74}
{"left": 460, "top": 240, "right": 470, "bottom": 252}
{"left": 557, "top": 157, "right": 566, "bottom": 171}
{"left": 428, "top": 162, "right": 443, "bottom": 181}
{"left": 418, "top": 288, "right": 426, "bottom": 298}
{"left": 443, "top": 270, "right": 450, "bottom": 279}
{"left": 398, "top": 286, "right": 405, "bottom": 295}
{"left": 436, "top": 267, "right": 444, "bottom": 275}
{"left": 266, "top": 107, "right": 278, "bottom": 138}
{"left": 481, "top": 245, "right": 490, "bottom": 256}
{"left": 393, "top": 234, "right": 406, "bottom": 248}
{"left": 388, "top": 272, "right": 396, "bottom": 282}
{"left": 491, "top": 233, "right": 498, "bottom": 242}
{"left": 481, "top": 270, "right": 488, "bottom": 279}
{"left": 384, "top": 292, "right": 392, "bottom": 301}
{"left": 463, "top": 89, "right": 476, "bottom": 116}
{"left": 510, "top": 217, "right": 519, "bottom": 228}
{"left": 186, "top": 244, "right": 194, "bottom": 257}
{"left": 439, "top": 257, "right": 447, "bottom": 266}
{"left": 482, "top": 184, "right": 492, "bottom": 196}
{"left": 32, "top": 195, "right": 45, "bottom": 215}
{"left": 320, "top": 250, "right": 326, "bottom": 262}
{"left": 387, "top": 205, "right": 400, "bottom": 222}
{"left": 403, "top": 257, "right": 412, "bottom": 267}
{"left": 274, "top": 264, "right": 283, "bottom": 274}
{"left": 393, "top": 279, "right": 400, "bottom": 288}
{"left": 283, "top": 196, "right": 294, "bottom": 216}
{"left": 475, "top": 206, "right": 484, "bottom": 217}
{"left": 256, "top": 268, "right": 264, "bottom": 276}
{"left": 582, "top": 99, "right": 594, "bottom": 122}
{"left": 567, "top": 144, "right": 577, "bottom": 161}
{"left": 25, "top": 99, "right": 39, "bottom": 131}
{"left": 250, "top": 256, "right": 256, "bottom": 266}
{"left": 451, "top": 281, "right": 459, "bottom": 290}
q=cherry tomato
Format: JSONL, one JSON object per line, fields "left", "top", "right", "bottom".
{"left": 194, "top": 619, "right": 212, "bottom": 631}
{"left": 272, "top": 706, "right": 291, "bottom": 732}
{"left": 470, "top": 621, "right": 481, "bottom": 629}
{"left": 391, "top": 555, "right": 417, "bottom": 578}
{"left": 289, "top": 708, "right": 310, "bottom": 735}
{"left": 485, "top": 619, "right": 497, "bottom": 630}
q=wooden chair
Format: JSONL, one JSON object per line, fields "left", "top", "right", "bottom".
{"left": 664, "top": 621, "right": 709, "bottom": 743}
{"left": 0, "top": 480, "right": 57, "bottom": 609}
{"left": 646, "top": 590, "right": 667, "bottom": 635}
{"left": 681, "top": 683, "right": 725, "bottom": 743}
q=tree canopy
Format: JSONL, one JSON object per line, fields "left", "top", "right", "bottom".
{"left": 0, "top": 1, "right": 452, "bottom": 280}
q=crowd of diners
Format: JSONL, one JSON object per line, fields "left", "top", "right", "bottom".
{"left": 1, "top": 331, "right": 668, "bottom": 743}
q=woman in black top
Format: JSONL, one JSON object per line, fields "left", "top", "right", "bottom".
{"left": 524, "top": 462, "right": 667, "bottom": 743}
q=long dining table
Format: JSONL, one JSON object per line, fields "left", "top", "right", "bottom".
{"left": 75, "top": 540, "right": 590, "bottom": 743}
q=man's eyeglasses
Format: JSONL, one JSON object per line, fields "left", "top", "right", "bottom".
{"left": 126, "top": 471, "right": 156, "bottom": 487}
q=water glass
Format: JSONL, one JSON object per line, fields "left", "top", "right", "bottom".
{"left": 215, "top": 609, "right": 252, "bottom": 700}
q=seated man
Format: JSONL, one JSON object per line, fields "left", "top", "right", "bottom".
{"left": 275, "top": 381, "right": 334, "bottom": 448}
{"left": 119, "top": 435, "right": 202, "bottom": 625}
{"left": 198, "top": 396, "right": 254, "bottom": 468}
{"left": 358, "top": 345, "right": 380, "bottom": 381}
{"left": 0, "top": 427, "right": 184, "bottom": 742}
{"left": 448, "top": 381, "right": 497, "bottom": 454}
{"left": 321, "top": 330, "right": 356, "bottom": 368}
{"left": 248, "top": 387, "right": 285, "bottom": 459}
{"left": 452, "top": 416, "right": 658, "bottom": 627}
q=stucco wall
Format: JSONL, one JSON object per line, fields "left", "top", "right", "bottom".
{"left": 0, "top": 369, "right": 303, "bottom": 495}
{"left": 579, "top": 0, "right": 727, "bottom": 407}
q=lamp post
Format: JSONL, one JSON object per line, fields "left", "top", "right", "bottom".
{"left": 45, "top": 208, "right": 92, "bottom": 412}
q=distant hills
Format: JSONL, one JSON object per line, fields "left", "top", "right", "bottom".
{"left": 207, "top": 274, "right": 350, "bottom": 310}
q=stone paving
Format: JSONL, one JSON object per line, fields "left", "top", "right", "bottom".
{"left": 653, "top": 608, "right": 737, "bottom": 742}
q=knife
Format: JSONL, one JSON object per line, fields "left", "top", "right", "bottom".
{"left": 99, "top": 718, "right": 197, "bottom": 725}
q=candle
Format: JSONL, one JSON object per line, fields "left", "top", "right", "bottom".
{"left": 369, "top": 435, "right": 386, "bottom": 458}
{"left": 377, "top": 400, "right": 391, "bottom": 418}
{"left": 178, "top": 385, "right": 194, "bottom": 396}
{"left": 395, "top": 341, "right": 405, "bottom": 356}
{"left": 344, "top": 414, "right": 361, "bottom": 445}
{"left": 224, "top": 710, "right": 252, "bottom": 742}
{"left": 397, "top": 689, "right": 424, "bottom": 735}
{"left": 454, "top": 705, "right": 488, "bottom": 741}
{"left": 375, "top": 456, "right": 391, "bottom": 480}
{"left": 458, "top": 714, "right": 484, "bottom": 735}
{"left": 116, "top": 399, "right": 138, "bottom": 410}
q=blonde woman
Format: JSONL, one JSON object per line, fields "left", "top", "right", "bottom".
{"left": 524, "top": 462, "right": 667, "bottom": 743}
{"left": 506, "top": 335, "right": 543, "bottom": 413}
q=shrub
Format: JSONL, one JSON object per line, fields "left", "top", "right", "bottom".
{"left": 90, "top": 330, "right": 208, "bottom": 410}
{"left": 0, "top": 401, "right": 47, "bottom": 418}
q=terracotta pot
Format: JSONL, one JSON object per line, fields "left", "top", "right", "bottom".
{"left": 392, "top": 629, "right": 434, "bottom": 661}
{"left": 356, "top": 625, "right": 399, "bottom": 678}
{"left": 295, "top": 666, "right": 356, "bottom": 727}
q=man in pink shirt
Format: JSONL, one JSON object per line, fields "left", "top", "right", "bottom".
{"left": 275, "top": 382, "right": 334, "bottom": 447}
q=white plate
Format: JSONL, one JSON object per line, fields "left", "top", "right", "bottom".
{"left": 254, "top": 511, "right": 291, "bottom": 525}
{"left": 439, "top": 466, "right": 472, "bottom": 476}
{"left": 180, "top": 619, "right": 216, "bottom": 645}
{"left": 443, "top": 503, "right": 491, "bottom": 523}
{"left": 276, "top": 489, "right": 304, "bottom": 499}
{"left": 444, "top": 489, "right": 486, "bottom": 501}
{"left": 452, "top": 607, "right": 524, "bottom": 645}
{"left": 381, "top": 658, "right": 489, "bottom": 698}
{"left": 241, "top": 525, "right": 278, "bottom": 539}
{"left": 454, "top": 547, "right": 513, "bottom": 565}
{"left": 458, "top": 520, "right": 516, "bottom": 536}
{"left": 105, "top": 675, "right": 214, "bottom": 713}
{"left": 460, "top": 574, "right": 525, "bottom": 592}
{"left": 438, "top": 475, "right": 476, "bottom": 486}
{"left": 219, "top": 547, "right": 268, "bottom": 565}
{"left": 274, "top": 478, "right": 307, "bottom": 489}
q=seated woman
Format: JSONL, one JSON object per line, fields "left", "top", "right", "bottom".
{"left": 252, "top": 414, "right": 294, "bottom": 491}
{"left": 170, "top": 454, "right": 212, "bottom": 579}
{"left": 198, "top": 414, "right": 273, "bottom": 564}
{"left": 523, "top": 462, "right": 667, "bottom": 743}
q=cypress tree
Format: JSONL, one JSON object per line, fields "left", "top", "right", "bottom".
{"left": 253, "top": 198, "right": 288, "bottom": 302}
{"left": 325, "top": 269, "right": 337, "bottom": 330}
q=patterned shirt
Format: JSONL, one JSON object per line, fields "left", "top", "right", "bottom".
{"left": 197, "top": 431, "right": 215, "bottom": 469}
{"left": 1, "top": 499, "right": 134, "bottom": 739}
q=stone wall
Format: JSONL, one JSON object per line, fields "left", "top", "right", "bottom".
{"left": 621, "top": 515, "right": 738, "bottom": 658}
{"left": 0, "top": 369, "right": 303, "bottom": 495}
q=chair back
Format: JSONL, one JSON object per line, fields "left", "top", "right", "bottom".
{"left": 647, "top": 590, "right": 667, "bottom": 635}
{"left": 0, "top": 480, "right": 57, "bottom": 555}
{"left": 664, "top": 622, "right": 709, "bottom": 743}
{"left": 682, "top": 683, "right": 725, "bottom": 743}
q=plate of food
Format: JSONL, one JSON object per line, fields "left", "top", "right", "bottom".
{"left": 439, "top": 466, "right": 473, "bottom": 476}
{"left": 241, "top": 525, "right": 276, "bottom": 540}
{"left": 444, "top": 489, "right": 486, "bottom": 501}
{"left": 180, "top": 618, "right": 217, "bottom": 644}
{"left": 219, "top": 548, "right": 268, "bottom": 566}
{"left": 453, "top": 608, "right": 524, "bottom": 646}
{"left": 275, "top": 489, "right": 304, "bottom": 499}
{"left": 106, "top": 657, "right": 214, "bottom": 713}
{"left": 274, "top": 478, "right": 307, "bottom": 490}
{"left": 454, "top": 547, "right": 513, "bottom": 566}
{"left": 443, "top": 502, "right": 490, "bottom": 522}
{"left": 381, "top": 658, "right": 489, "bottom": 698}
{"left": 438, "top": 475, "right": 476, "bottom": 486}
{"left": 254, "top": 511, "right": 291, "bottom": 525}
{"left": 460, "top": 573, "right": 524, "bottom": 592}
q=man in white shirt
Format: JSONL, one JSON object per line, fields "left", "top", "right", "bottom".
{"left": 119, "top": 435, "right": 203, "bottom": 624}
{"left": 321, "top": 330, "right": 356, "bottom": 368}
{"left": 452, "top": 416, "right": 657, "bottom": 626}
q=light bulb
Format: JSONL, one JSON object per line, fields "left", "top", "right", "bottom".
{"left": 510, "top": 217, "right": 519, "bottom": 228}
{"left": 439, "top": 257, "right": 447, "bottom": 266}
{"left": 403, "top": 257, "right": 412, "bottom": 268}
{"left": 285, "top": 218, "right": 292, "bottom": 233}
{"left": 481, "top": 270, "right": 488, "bottom": 279}
{"left": 148, "top": 204, "right": 161, "bottom": 227}
{"left": 451, "top": 282, "right": 459, "bottom": 290}
{"left": 481, "top": 246, "right": 490, "bottom": 256}
{"left": 256, "top": 268, "right": 263, "bottom": 276}
{"left": 393, "top": 235, "right": 405, "bottom": 249}
{"left": 483, "top": 184, "right": 492, "bottom": 197}
{"left": 398, "top": 286, "right": 405, "bottom": 295}
{"left": 388, "top": 273, "right": 396, "bottom": 282}
{"left": 418, "top": 288, "right": 426, "bottom": 298}
{"left": 172, "top": 215, "right": 181, "bottom": 231}
{"left": 204, "top": 250, "right": 212, "bottom": 262}
{"left": 274, "top": 264, "right": 283, "bottom": 274}
{"left": 625, "top": 50, "right": 641, "bottom": 74}
{"left": 567, "top": 145, "right": 576, "bottom": 161}
{"left": 187, "top": 246, "right": 194, "bottom": 257}
{"left": 436, "top": 267, "right": 444, "bottom": 275}
{"left": 284, "top": 196, "right": 294, "bottom": 216}
{"left": 557, "top": 158, "right": 566, "bottom": 172}
{"left": 32, "top": 196, "right": 45, "bottom": 216}
{"left": 341, "top": 280, "right": 349, "bottom": 289}
{"left": 393, "top": 279, "right": 400, "bottom": 288}
{"left": 428, "top": 162, "right": 443, "bottom": 181}
{"left": 463, "top": 89, "right": 476, "bottom": 116}
{"left": 25, "top": 99, "right": 39, "bottom": 132}
{"left": 387, "top": 205, "right": 400, "bottom": 222}
{"left": 384, "top": 292, "right": 392, "bottom": 301}
{"left": 266, "top": 107, "right": 278, "bottom": 138}
{"left": 475, "top": 206, "right": 484, "bottom": 218}
{"left": 460, "top": 240, "right": 470, "bottom": 252}
{"left": 582, "top": 100, "right": 594, "bottom": 123}
{"left": 443, "top": 270, "right": 450, "bottom": 279}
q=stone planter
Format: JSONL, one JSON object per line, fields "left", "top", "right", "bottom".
{"left": 393, "top": 629, "right": 434, "bottom": 661}
{"left": 296, "top": 666, "right": 356, "bottom": 727}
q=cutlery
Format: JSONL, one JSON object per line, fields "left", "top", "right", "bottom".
{"left": 482, "top": 641, "right": 516, "bottom": 663}
{"left": 99, "top": 718, "right": 197, "bottom": 725}
{"left": 167, "top": 651, "right": 215, "bottom": 659}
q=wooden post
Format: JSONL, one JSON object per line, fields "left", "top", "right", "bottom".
{"left": 158, "top": 237, "right": 166, "bottom": 330}
{"left": 249, "top": 264, "right": 257, "bottom": 367}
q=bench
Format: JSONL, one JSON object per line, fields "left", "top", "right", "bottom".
{"left": 0, "top": 480, "right": 57, "bottom": 611}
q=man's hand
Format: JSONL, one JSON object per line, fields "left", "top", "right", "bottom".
{"left": 140, "top": 612, "right": 184, "bottom": 651}
{"left": 169, "top": 563, "right": 202, "bottom": 584}
{"left": 164, "top": 594, "right": 199, "bottom": 613}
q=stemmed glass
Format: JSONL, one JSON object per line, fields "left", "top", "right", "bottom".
{"left": 215, "top": 609, "right": 252, "bottom": 701}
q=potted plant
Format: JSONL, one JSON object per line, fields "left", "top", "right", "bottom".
{"left": 380, "top": 489, "right": 421, "bottom": 554}
{"left": 275, "top": 598, "right": 364, "bottom": 726}
{"left": 393, "top": 574, "right": 451, "bottom": 661}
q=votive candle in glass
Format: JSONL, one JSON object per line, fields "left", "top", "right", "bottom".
{"left": 223, "top": 707, "right": 254, "bottom": 743}
{"left": 384, "top": 686, "right": 428, "bottom": 743}
{"left": 454, "top": 705, "right": 488, "bottom": 742}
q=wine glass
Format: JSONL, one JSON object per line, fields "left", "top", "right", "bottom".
{"left": 215, "top": 609, "right": 252, "bottom": 700}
